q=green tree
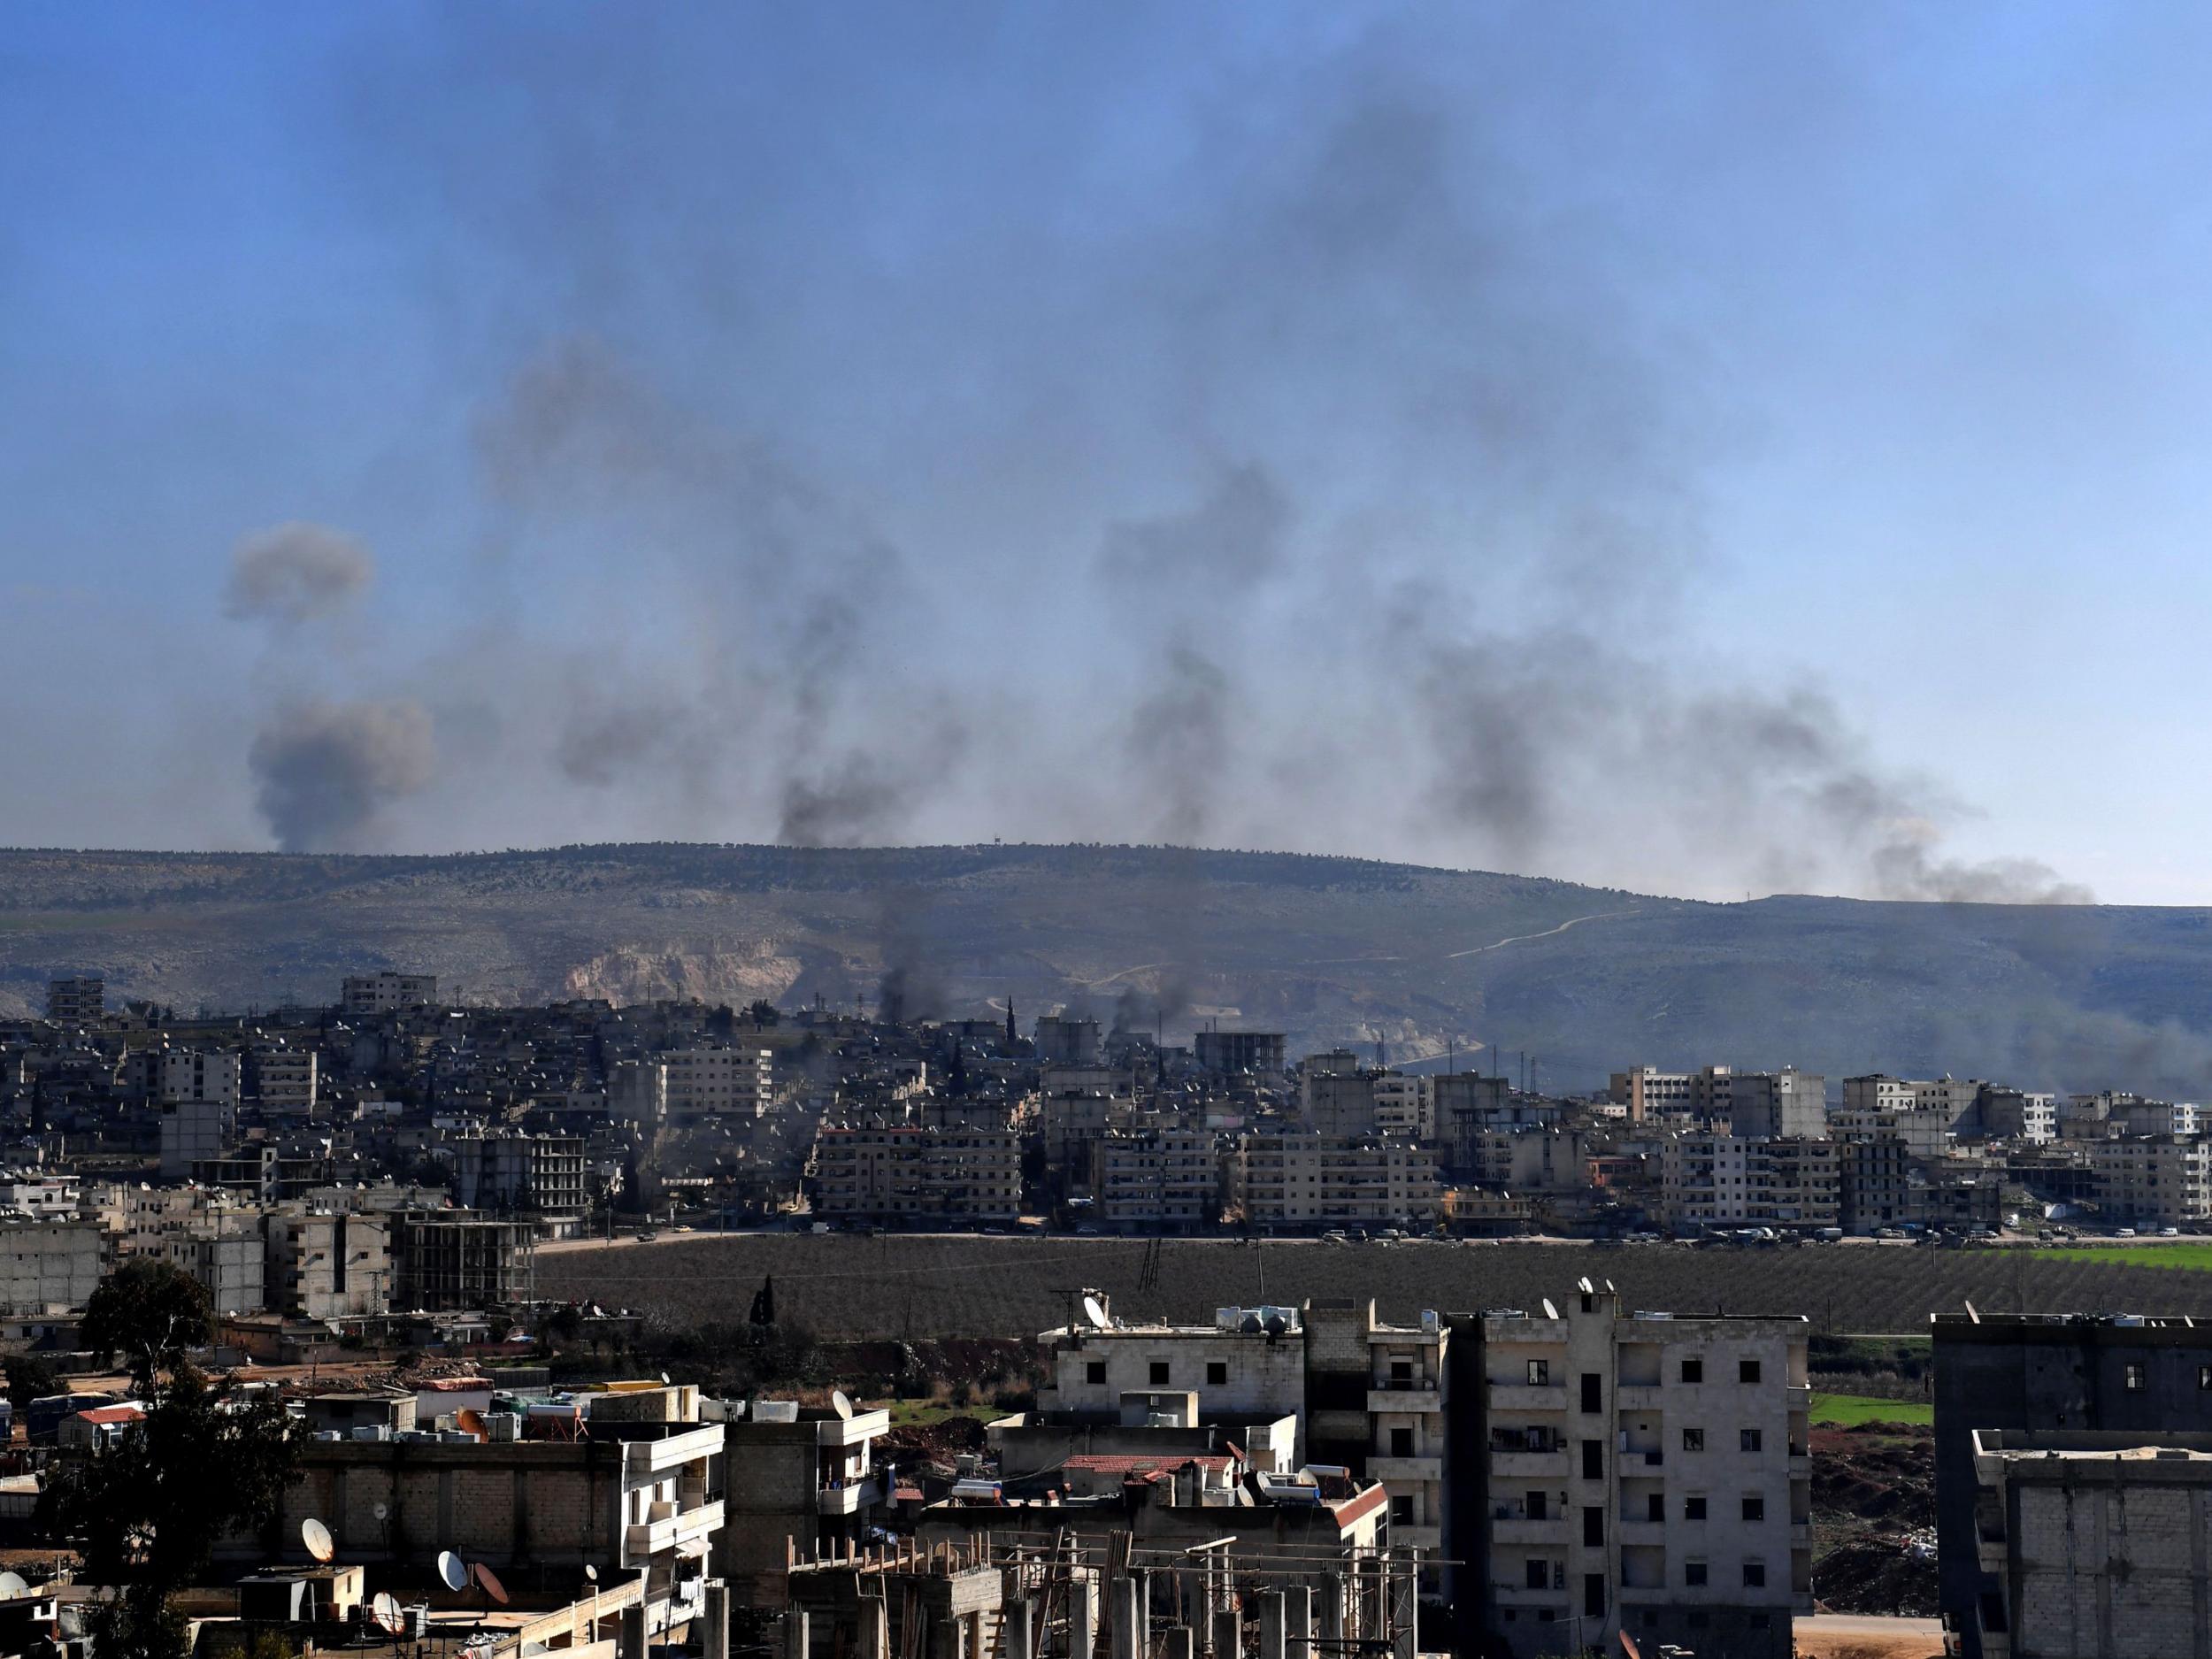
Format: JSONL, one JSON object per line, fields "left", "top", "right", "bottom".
{"left": 4, "top": 1352, "right": 65, "bottom": 1415}
{"left": 81, "top": 1261, "right": 214, "bottom": 1390}
{"left": 40, "top": 1367, "right": 303, "bottom": 1659}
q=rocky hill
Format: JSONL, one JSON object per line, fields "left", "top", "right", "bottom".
{"left": 2, "top": 842, "right": 2209, "bottom": 1094}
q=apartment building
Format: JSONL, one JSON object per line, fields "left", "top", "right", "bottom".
{"left": 1658, "top": 1136, "right": 1838, "bottom": 1231}
{"left": 1088, "top": 1126, "right": 1220, "bottom": 1232}
{"left": 719, "top": 1401, "right": 892, "bottom": 1606}
{"left": 264, "top": 1208, "right": 393, "bottom": 1318}
{"left": 155, "top": 1049, "right": 242, "bottom": 1178}
{"left": 2109, "top": 1097, "right": 2200, "bottom": 1139}
{"left": 2090, "top": 1136, "right": 2212, "bottom": 1225}
{"left": 0, "top": 1219, "right": 107, "bottom": 1316}
{"left": 1975, "top": 1087, "right": 2057, "bottom": 1144}
{"left": 608, "top": 1058, "right": 669, "bottom": 1125}
{"left": 1033, "top": 1015, "right": 1102, "bottom": 1068}
{"left": 453, "top": 1131, "right": 590, "bottom": 1227}
{"left": 661, "top": 1048, "right": 774, "bottom": 1119}
{"left": 1300, "top": 1068, "right": 1379, "bottom": 1137}
{"left": 1371, "top": 1072, "right": 1435, "bottom": 1141}
{"left": 44, "top": 977, "right": 104, "bottom": 1026}
{"left": 1227, "top": 1135, "right": 1440, "bottom": 1231}
{"left": 340, "top": 972, "right": 439, "bottom": 1015}
{"left": 248, "top": 1044, "right": 319, "bottom": 1110}
{"left": 1446, "top": 1282, "right": 1811, "bottom": 1659}
{"left": 1300, "top": 1299, "right": 1449, "bottom": 1580}
{"left": 812, "top": 1125, "right": 1024, "bottom": 1226}
{"left": 1728, "top": 1069, "right": 1827, "bottom": 1140}
{"left": 390, "top": 1210, "right": 534, "bottom": 1309}
{"left": 1839, "top": 1137, "right": 1924, "bottom": 1232}
{"left": 1194, "top": 1030, "right": 1286, "bottom": 1079}
{"left": 1609, "top": 1065, "right": 1733, "bottom": 1126}
{"left": 1040, "top": 1297, "right": 1312, "bottom": 1461}
{"left": 1459, "top": 1128, "right": 1591, "bottom": 1194}
{"left": 1930, "top": 1311, "right": 2212, "bottom": 1659}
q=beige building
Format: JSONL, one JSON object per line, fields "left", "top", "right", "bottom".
{"left": 660, "top": 1048, "right": 774, "bottom": 1119}
{"left": 0, "top": 1219, "right": 107, "bottom": 1316}
{"left": 1088, "top": 1125, "right": 1219, "bottom": 1232}
{"left": 1227, "top": 1135, "right": 1440, "bottom": 1231}
{"left": 2091, "top": 1136, "right": 2212, "bottom": 1225}
{"left": 265, "top": 1208, "right": 393, "bottom": 1318}
{"left": 1609, "top": 1065, "right": 1734, "bottom": 1126}
{"left": 250, "top": 1045, "right": 319, "bottom": 1110}
{"left": 812, "top": 1125, "right": 1023, "bottom": 1225}
{"left": 1455, "top": 1282, "right": 1811, "bottom": 1659}
{"left": 1658, "top": 1134, "right": 1839, "bottom": 1231}
{"left": 340, "top": 972, "right": 439, "bottom": 1015}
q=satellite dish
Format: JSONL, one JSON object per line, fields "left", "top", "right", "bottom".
{"left": 302, "top": 1517, "right": 334, "bottom": 1563}
{"left": 0, "top": 1572, "right": 28, "bottom": 1598}
{"left": 1080, "top": 1295, "right": 1107, "bottom": 1328}
{"left": 436, "top": 1551, "right": 468, "bottom": 1593}
{"left": 473, "top": 1563, "right": 510, "bottom": 1607}
{"left": 831, "top": 1389, "right": 853, "bottom": 1421}
{"left": 457, "top": 1408, "right": 488, "bottom": 1440}
{"left": 659, "top": 1371, "right": 671, "bottom": 1386}
{"left": 1540, "top": 1297, "right": 1559, "bottom": 1321}
{"left": 583, "top": 1564, "right": 599, "bottom": 1584}
{"left": 373, "top": 1502, "right": 389, "bottom": 1521}
{"left": 372, "top": 1593, "right": 404, "bottom": 1635}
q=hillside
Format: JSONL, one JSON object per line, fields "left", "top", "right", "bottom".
{"left": 2, "top": 842, "right": 2210, "bottom": 1094}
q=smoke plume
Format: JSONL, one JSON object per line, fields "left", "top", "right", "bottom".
{"left": 249, "top": 700, "right": 438, "bottom": 852}
{"left": 224, "top": 523, "right": 376, "bottom": 626}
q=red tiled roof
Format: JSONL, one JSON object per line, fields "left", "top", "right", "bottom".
{"left": 1064, "top": 1454, "right": 1233, "bottom": 1476}
{"left": 73, "top": 1406, "right": 143, "bottom": 1425}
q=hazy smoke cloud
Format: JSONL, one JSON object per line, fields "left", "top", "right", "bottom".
{"left": 249, "top": 700, "right": 438, "bottom": 852}
{"left": 224, "top": 523, "right": 375, "bottom": 625}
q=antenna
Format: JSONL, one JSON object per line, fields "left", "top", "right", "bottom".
{"left": 302, "top": 1517, "right": 334, "bottom": 1563}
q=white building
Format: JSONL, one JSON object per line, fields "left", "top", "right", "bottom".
{"left": 157, "top": 1050, "right": 241, "bottom": 1179}
{"left": 340, "top": 972, "right": 439, "bottom": 1015}
{"left": 1372, "top": 1073, "right": 1436, "bottom": 1141}
{"left": 1459, "top": 1281, "right": 1811, "bottom": 1659}
{"left": 661, "top": 1048, "right": 774, "bottom": 1119}
{"left": 1228, "top": 1136, "right": 1440, "bottom": 1231}
{"left": 2090, "top": 1137, "right": 2212, "bottom": 1225}
{"left": 250, "top": 1045, "right": 319, "bottom": 1110}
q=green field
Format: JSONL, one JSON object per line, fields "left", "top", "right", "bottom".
{"left": 2038, "top": 1243, "right": 2212, "bottom": 1271}
{"left": 1809, "top": 1392, "right": 1933, "bottom": 1427}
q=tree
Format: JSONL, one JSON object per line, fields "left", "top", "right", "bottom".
{"left": 4, "top": 1352, "right": 64, "bottom": 1415}
{"left": 81, "top": 1262, "right": 213, "bottom": 1390}
{"left": 40, "top": 1367, "right": 302, "bottom": 1659}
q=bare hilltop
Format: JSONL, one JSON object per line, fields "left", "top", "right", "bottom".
{"left": 3, "top": 842, "right": 2209, "bottom": 1095}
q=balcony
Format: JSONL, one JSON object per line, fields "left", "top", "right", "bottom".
{"left": 1368, "top": 1386, "right": 1441, "bottom": 1415}
{"left": 1368, "top": 1455, "right": 1441, "bottom": 1483}
{"left": 816, "top": 1409, "right": 890, "bottom": 1448}
{"left": 1616, "top": 1518, "right": 1669, "bottom": 1547}
{"left": 818, "top": 1478, "right": 881, "bottom": 1517}
{"left": 1784, "top": 1384, "right": 1812, "bottom": 1411}
{"left": 1486, "top": 1384, "right": 1566, "bottom": 1413}
{"left": 1615, "top": 1385, "right": 1665, "bottom": 1412}
{"left": 1490, "top": 1448, "right": 1567, "bottom": 1478}
{"left": 1487, "top": 1582, "right": 1567, "bottom": 1609}
{"left": 624, "top": 1498, "right": 725, "bottom": 1566}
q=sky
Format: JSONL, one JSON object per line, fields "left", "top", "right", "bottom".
{"left": 4, "top": 3, "right": 2212, "bottom": 902}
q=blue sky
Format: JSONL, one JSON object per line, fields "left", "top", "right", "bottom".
{"left": 4, "top": 3, "right": 2211, "bottom": 902}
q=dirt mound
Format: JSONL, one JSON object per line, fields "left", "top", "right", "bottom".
{"left": 1814, "top": 1538, "right": 1939, "bottom": 1618}
{"left": 880, "top": 1415, "right": 988, "bottom": 1463}
{"left": 1812, "top": 1422, "right": 1939, "bottom": 1617}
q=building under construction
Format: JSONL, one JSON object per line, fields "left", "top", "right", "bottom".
{"left": 392, "top": 1210, "right": 535, "bottom": 1310}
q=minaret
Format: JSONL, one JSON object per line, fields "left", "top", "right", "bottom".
{"left": 1005, "top": 996, "right": 1017, "bottom": 1048}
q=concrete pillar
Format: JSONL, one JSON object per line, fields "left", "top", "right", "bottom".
{"left": 1003, "top": 1596, "right": 1033, "bottom": 1659}
{"left": 1282, "top": 1588, "right": 1310, "bottom": 1659}
{"left": 1162, "top": 1629, "right": 1193, "bottom": 1659}
{"left": 1111, "top": 1575, "right": 1142, "bottom": 1659}
{"left": 859, "top": 1599, "right": 890, "bottom": 1659}
{"left": 780, "top": 1605, "right": 805, "bottom": 1659}
{"left": 1071, "top": 1576, "right": 1100, "bottom": 1659}
{"left": 1257, "top": 1593, "right": 1286, "bottom": 1659}
{"left": 700, "top": 1581, "right": 730, "bottom": 1659}
{"left": 968, "top": 1610, "right": 986, "bottom": 1659}
{"left": 1210, "top": 1609, "right": 1239, "bottom": 1659}
{"left": 618, "top": 1604, "right": 648, "bottom": 1659}
{"left": 1388, "top": 1563, "right": 1415, "bottom": 1659}
{"left": 1317, "top": 1578, "right": 1344, "bottom": 1653}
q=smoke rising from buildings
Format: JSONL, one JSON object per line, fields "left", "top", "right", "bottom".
{"left": 165, "top": 8, "right": 2087, "bottom": 910}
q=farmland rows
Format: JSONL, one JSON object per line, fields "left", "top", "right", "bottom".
{"left": 537, "top": 1237, "right": 2212, "bottom": 1338}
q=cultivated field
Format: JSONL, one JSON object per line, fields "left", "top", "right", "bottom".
{"left": 537, "top": 1235, "right": 2212, "bottom": 1338}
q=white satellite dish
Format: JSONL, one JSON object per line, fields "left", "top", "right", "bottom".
{"left": 0, "top": 1572, "right": 29, "bottom": 1599}
{"left": 373, "top": 1502, "right": 389, "bottom": 1521}
{"left": 436, "top": 1550, "right": 469, "bottom": 1592}
{"left": 302, "top": 1517, "right": 334, "bottom": 1563}
{"left": 372, "top": 1592, "right": 404, "bottom": 1635}
{"left": 1540, "top": 1297, "right": 1559, "bottom": 1321}
{"left": 831, "top": 1389, "right": 853, "bottom": 1421}
{"left": 583, "top": 1564, "right": 599, "bottom": 1584}
{"left": 660, "top": 1371, "right": 671, "bottom": 1386}
{"left": 1080, "top": 1294, "right": 1107, "bottom": 1328}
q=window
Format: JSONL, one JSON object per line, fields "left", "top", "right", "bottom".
{"left": 1206, "top": 1361, "right": 1227, "bottom": 1386}
{"left": 1685, "top": 1561, "right": 1708, "bottom": 1588}
{"left": 1583, "top": 1506, "right": 1604, "bottom": 1547}
{"left": 2125, "top": 1362, "right": 2147, "bottom": 1392}
{"left": 1647, "top": 1494, "right": 1664, "bottom": 1523}
{"left": 1739, "top": 1358, "right": 1762, "bottom": 1385}
{"left": 1742, "top": 1561, "right": 1766, "bottom": 1589}
{"left": 1527, "top": 1358, "right": 1550, "bottom": 1386}
{"left": 1390, "top": 1358, "right": 1414, "bottom": 1386}
{"left": 1684, "top": 1495, "right": 1706, "bottom": 1521}
{"left": 1149, "top": 1361, "right": 1171, "bottom": 1386}
{"left": 1583, "top": 1573, "right": 1605, "bottom": 1618}
{"left": 1526, "top": 1491, "right": 1548, "bottom": 1520}
{"left": 1525, "top": 1559, "right": 1548, "bottom": 1590}
{"left": 1680, "top": 1357, "right": 1703, "bottom": 1384}
{"left": 1741, "top": 1494, "right": 1764, "bottom": 1523}
{"left": 1740, "top": 1428, "right": 1763, "bottom": 1454}
{"left": 1086, "top": 1362, "right": 1106, "bottom": 1386}
{"left": 1682, "top": 1427, "right": 1704, "bottom": 1453}
{"left": 1580, "top": 1372, "right": 1602, "bottom": 1413}
{"left": 1391, "top": 1494, "right": 1414, "bottom": 1525}
{"left": 1391, "top": 1427, "right": 1415, "bottom": 1457}
{"left": 1581, "top": 1440, "right": 1604, "bottom": 1480}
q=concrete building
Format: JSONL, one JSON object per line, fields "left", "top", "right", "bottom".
{"left": 157, "top": 1048, "right": 242, "bottom": 1179}
{"left": 1966, "top": 1428, "right": 2212, "bottom": 1659}
{"left": 1227, "top": 1136, "right": 1440, "bottom": 1232}
{"left": 1977, "top": 1087, "right": 2058, "bottom": 1144}
{"left": 1446, "top": 1281, "right": 1811, "bottom": 1659}
{"left": 1301, "top": 1299, "right": 1448, "bottom": 1576}
{"left": 1193, "top": 1030, "right": 1286, "bottom": 1079}
{"left": 1041, "top": 1297, "right": 1312, "bottom": 1461}
{"left": 1088, "top": 1126, "right": 1219, "bottom": 1233}
{"left": 44, "top": 978, "right": 104, "bottom": 1026}
{"left": 661, "top": 1048, "right": 774, "bottom": 1119}
{"left": 2091, "top": 1136, "right": 2212, "bottom": 1225}
{"left": 1371, "top": 1072, "right": 1435, "bottom": 1141}
{"left": 454, "top": 1132, "right": 590, "bottom": 1227}
{"left": 718, "top": 1401, "right": 890, "bottom": 1605}
{"left": 1609, "top": 1064, "right": 1734, "bottom": 1126}
{"left": 1931, "top": 1310, "right": 2212, "bottom": 1659}
{"left": 248, "top": 1045, "right": 318, "bottom": 1110}
{"left": 264, "top": 1208, "right": 393, "bottom": 1318}
{"left": 340, "top": 972, "right": 439, "bottom": 1015}
{"left": 0, "top": 1219, "right": 106, "bottom": 1315}
{"left": 1459, "top": 1128, "right": 1591, "bottom": 1195}
{"left": 1839, "top": 1137, "right": 1924, "bottom": 1232}
{"left": 1728, "top": 1069, "right": 1827, "bottom": 1141}
{"left": 1300, "top": 1070, "right": 1379, "bottom": 1138}
{"left": 391, "top": 1210, "right": 534, "bottom": 1310}
{"left": 608, "top": 1059, "right": 670, "bottom": 1126}
{"left": 812, "top": 1125, "right": 1024, "bottom": 1226}
{"left": 1033, "top": 1016, "right": 1102, "bottom": 1068}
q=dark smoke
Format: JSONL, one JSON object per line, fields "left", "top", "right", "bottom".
{"left": 224, "top": 522, "right": 376, "bottom": 625}
{"left": 249, "top": 699, "right": 438, "bottom": 852}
